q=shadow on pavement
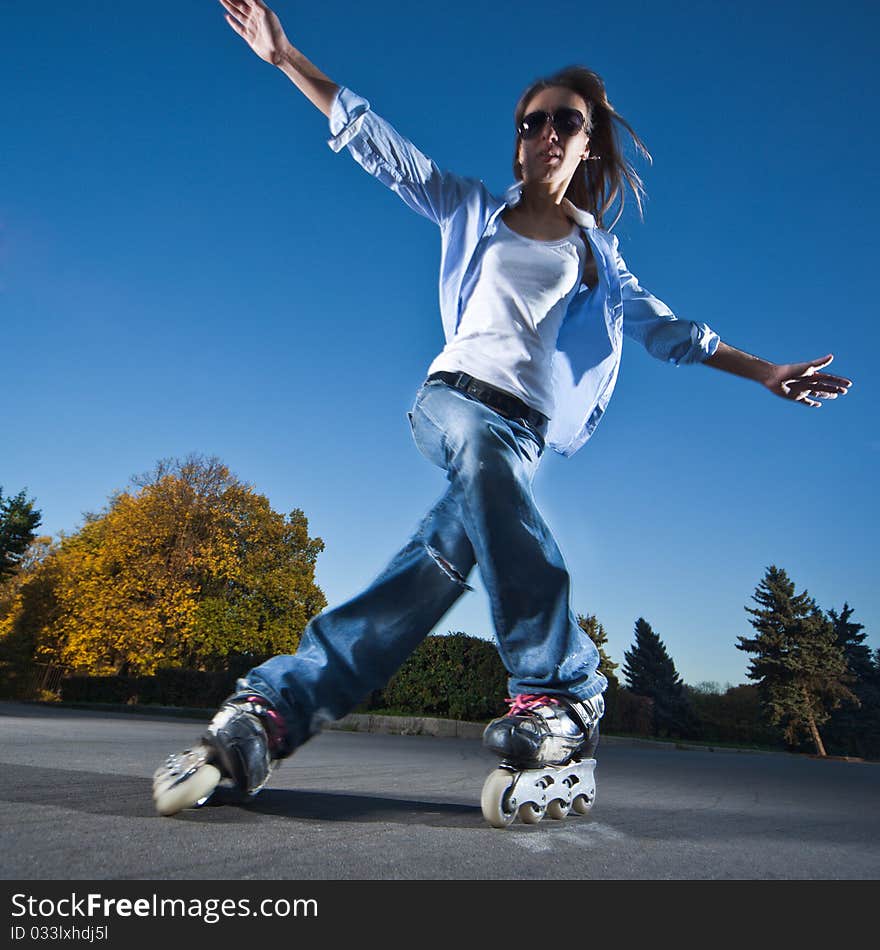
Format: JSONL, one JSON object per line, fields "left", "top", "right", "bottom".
{"left": 0, "top": 763, "right": 482, "bottom": 828}
{"left": 2, "top": 761, "right": 875, "bottom": 845}
{"left": 220, "top": 787, "right": 481, "bottom": 826}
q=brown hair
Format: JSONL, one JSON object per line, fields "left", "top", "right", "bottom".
{"left": 513, "top": 66, "right": 651, "bottom": 230}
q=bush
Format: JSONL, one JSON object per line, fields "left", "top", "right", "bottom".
{"left": 602, "top": 680, "right": 654, "bottom": 736}
{"left": 61, "top": 668, "right": 239, "bottom": 708}
{"left": 686, "top": 683, "right": 784, "bottom": 748}
{"left": 369, "top": 632, "right": 509, "bottom": 721}
{"left": 56, "top": 638, "right": 662, "bottom": 735}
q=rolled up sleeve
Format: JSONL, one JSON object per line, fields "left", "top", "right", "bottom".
{"left": 326, "top": 86, "right": 471, "bottom": 227}
{"left": 327, "top": 86, "right": 371, "bottom": 153}
{"left": 614, "top": 235, "right": 719, "bottom": 365}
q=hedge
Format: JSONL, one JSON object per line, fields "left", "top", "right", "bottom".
{"left": 55, "top": 634, "right": 656, "bottom": 737}
{"left": 368, "top": 632, "right": 510, "bottom": 722}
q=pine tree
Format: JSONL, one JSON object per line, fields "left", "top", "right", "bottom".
{"left": 736, "top": 565, "right": 856, "bottom": 757}
{"left": 824, "top": 604, "right": 879, "bottom": 758}
{"left": 577, "top": 613, "right": 619, "bottom": 688}
{"left": 829, "top": 604, "right": 872, "bottom": 679}
{"left": 0, "top": 488, "right": 42, "bottom": 580}
{"left": 622, "top": 617, "right": 695, "bottom": 737}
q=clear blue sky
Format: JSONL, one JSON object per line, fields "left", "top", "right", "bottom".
{"left": 2, "top": 0, "right": 877, "bottom": 687}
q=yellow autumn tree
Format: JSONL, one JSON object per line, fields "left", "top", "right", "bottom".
{"left": 0, "top": 536, "right": 60, "bottom": 696}
{"left": 1, "top": 456, "right": 326, "bottom": 677}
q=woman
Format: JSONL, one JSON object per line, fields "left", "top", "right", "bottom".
{"left": 153, "top": 0, "right": 852, "bottom": 822}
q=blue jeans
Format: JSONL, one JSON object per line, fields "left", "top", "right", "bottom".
{"left": 239, "top": 381, "right": 606, "bottom": 752}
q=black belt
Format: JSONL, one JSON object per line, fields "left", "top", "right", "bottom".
{"left": 426, "top": 371, "right": 549, "bottom": 440}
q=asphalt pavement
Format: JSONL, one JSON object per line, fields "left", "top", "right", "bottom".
{"left": 1, "top": 702, "right": 878, "bottom": 880}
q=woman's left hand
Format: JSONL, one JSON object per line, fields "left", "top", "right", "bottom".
{"left": 762, "top": 353, "right": 852, "bottom": 407}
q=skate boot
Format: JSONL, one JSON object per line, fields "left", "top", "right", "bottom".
{"left": 152, "top": 694, "right": 287, "bottom": 817}
{"left": 480, "top": 693, "right": 603, "bottom": 828}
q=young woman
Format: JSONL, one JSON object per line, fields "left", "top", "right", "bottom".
{"left": 153, "top": 0, "right": 852, "bottom": 824}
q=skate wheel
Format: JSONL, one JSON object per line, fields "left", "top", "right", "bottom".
{"left": 153, "top": 758, "right": 222, "bottom": 817}
{"left": 571, "top": 790, "right": 595, "bottom": 815}
{"left": 518, "top": 801, "right": 545, "bottom": 824}
{"left": 547, "top": 797, "right": 571, "bottom": 820}
{"left": 480, "top": 769, "right": 518, "bottom": 828}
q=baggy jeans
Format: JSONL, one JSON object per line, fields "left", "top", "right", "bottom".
{"left": 238, "top": 380, "right": 607, "bottom": 752}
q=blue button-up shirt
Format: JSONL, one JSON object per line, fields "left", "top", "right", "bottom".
{"left": 327, "top": 87, "right": 720, "bottom": 457}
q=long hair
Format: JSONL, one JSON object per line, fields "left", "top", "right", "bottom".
{"left": 512, "top": 66, "right": 651, "bottom": 230}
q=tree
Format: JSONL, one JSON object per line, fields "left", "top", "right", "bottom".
{"left": 0, "top": 456, "right": 326, "bottom": 677}
{"left": 0, "top": 536, "right": 59, "bottom": 698}
{"left": 577, "top": 612, "right": 619, "bottom": 688}
{"left": 736, "top": 566, "right": 857, "bottom": 757}
{"left": 622, "top": 617, "right": 695, "bottom": 737}
{"left": 829, "top": 603, "right": 873, "bottom": 679}
{"left": 0, "top": 488, "right": 42, "bottom": 580}
{"left": 824, "top": 604, "right": 880, "bottom": 759}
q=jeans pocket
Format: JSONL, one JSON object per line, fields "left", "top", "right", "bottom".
{"left": 410, "top": 400, "right": 447, "bottom": 470}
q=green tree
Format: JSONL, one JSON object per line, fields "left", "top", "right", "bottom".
{"left": 577, "top": 612, "right": 619, "bottom": 687}
{"left": 622, "top": 617, "right": 695, "bottom": 737}
{"left": 736, "top": 565, "right": 857, "bottom": 757}
{"left": 829, "top": 603, "right": 873, "bottom": 679}
{"left": 0, "top": 488, "right": 42, "bottom": 580}
{"left": 824, "top": 604, "right": 880, "bottom": 758}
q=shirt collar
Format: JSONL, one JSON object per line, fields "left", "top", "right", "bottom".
{"left": 503, "top": 181, "right": 597, "bottom": 230}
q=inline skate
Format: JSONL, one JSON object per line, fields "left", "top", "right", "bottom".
{"left": 480, "top": 693, "right": 603, "bottom": 828}
{"left": 152, "top": 694, "right": 287, "bottom": 816}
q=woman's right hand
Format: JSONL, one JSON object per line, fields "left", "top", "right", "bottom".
{"left": 218, "top": 0, "right": 290, "bottom": 65}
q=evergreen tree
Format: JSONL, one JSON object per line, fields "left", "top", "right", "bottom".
{"left": 622, "top": 617, "right": 695, "bottom": 737}
{"left": 829, "top": 604, "right": 873, "bottom": 679}
{"left": 0, "top": 488, "right": 42, "bottom": 580}
{"left": 577, "top": 612, "right": 619, "bottom": 688}
{"left": 824, "top": 604, "right": 880, "bottom": 759}
{"left": 736, "top": 566, "right": 857, "bottom": 757}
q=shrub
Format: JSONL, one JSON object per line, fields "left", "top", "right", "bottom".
{"left": 60, "top": 668, "right": 238, "bottom": 708}
{"left": 603, "top": 680, "right": 654, "bottom": 736}
{"left": 371, "top": 632, "right": 509, "bottom": 721}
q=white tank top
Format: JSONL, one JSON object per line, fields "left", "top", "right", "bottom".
{"left": 428, "top": 217, "right": 588, "bottom": 418}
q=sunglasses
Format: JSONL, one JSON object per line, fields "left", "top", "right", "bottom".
{"left": 518, "top": 108, "right": 587, "bottom": 140}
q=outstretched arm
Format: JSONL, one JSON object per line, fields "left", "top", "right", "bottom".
{"left": 217, "top": 0, "right": 473, "bottom": 227}
{"left": 704, "top": 343, "right": 853, "bottom": 408}
{"left": 218, "top": 0, "right": 338, "bottom": 116}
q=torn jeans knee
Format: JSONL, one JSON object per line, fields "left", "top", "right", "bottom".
{"left": 425, "top": 544, "right": 474, "bottom": 591}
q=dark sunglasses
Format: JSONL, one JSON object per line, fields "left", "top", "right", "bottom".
{"left": 518, "top": 108, "right": 587, "bottom": 140}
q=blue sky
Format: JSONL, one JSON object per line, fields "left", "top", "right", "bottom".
{"left": 2, "top": 0, "right": 877, "bottom": 687}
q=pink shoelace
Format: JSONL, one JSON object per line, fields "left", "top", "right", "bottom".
{"left": 244, "top": 696, "right": 288, "bottom": 755}
{"left": 504, "top": 694, "right": 561, "bottom": 716}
